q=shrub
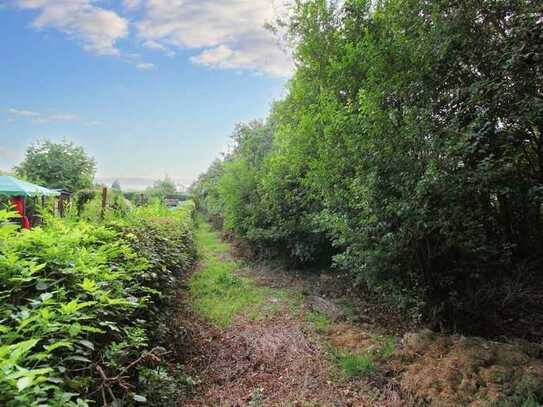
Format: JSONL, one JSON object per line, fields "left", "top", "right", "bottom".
{"left": 191, "top": 0, "right": 543, "bottom": 337}
{"left": 0, "top": 201, "right": 196, "bottom": 405}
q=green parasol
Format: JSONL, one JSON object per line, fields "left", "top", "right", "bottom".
{"left": 0, "top": 176, "right": 60, "bottom": 197}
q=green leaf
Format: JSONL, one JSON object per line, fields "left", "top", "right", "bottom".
{"left": 16, "top": 376, "right": 33, "bottom": 391}
{"left": 80, "top": 278, "right": 98, "bottom": 293}
{"left": 45, "top": 340, "right": 73, "bottom": 352}
{"left": 78, "top": 340, "right": 94, "bottom": 351}
{"left": 60, "top": 300, "right": 96, "bottom": 315}
{"left": 133, "top": 394, "right": 147, "bottom": 403}
{"left": 68, "top": 323, "right": 82, "bottom": 337}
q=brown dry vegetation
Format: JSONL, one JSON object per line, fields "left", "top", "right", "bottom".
{"left": 183, "top": 313, "right": 371, "bottom": 406}
{"left": 397, "top": 331, "right": 543, "bottom": 406}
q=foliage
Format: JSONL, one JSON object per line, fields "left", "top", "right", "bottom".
{"left": 306, "top": 311, "right": 333, "bottom": 335}
{"left": 15, "top": 139, "right": 96, "bottom": 192}
{"left": 338, "top": 353, "right": 375, "bottom": 378}
{"left": 191, "top": 0, "right": 543, "bottom": 336}
{"left": 335, "top": 335, "right": 396, "bottom": 378}
{"left": 75, "top": 189, "right": 132, "bottom": 222}
{"left": 135, "top": 364, "right": 197, "bottom": 407}
{"left": 0, "top": 200, "right": 196, "bottom": 405}
{"left": 145, "top": 176, "right": 177, "bottom": 199}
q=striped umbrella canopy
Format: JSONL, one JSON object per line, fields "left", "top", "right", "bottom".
{"left": 0, "top": 176, "right": 60, "bottom": 197}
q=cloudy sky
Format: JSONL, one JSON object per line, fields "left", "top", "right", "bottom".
{"left": 0, "top": 0, "right": 291, "bottom": 190}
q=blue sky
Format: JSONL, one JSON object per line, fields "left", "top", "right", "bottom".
{"left": 0, "top": 0, "right": 290, "bottom": 190}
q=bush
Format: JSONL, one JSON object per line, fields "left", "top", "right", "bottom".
{"left": 191, "top": 0, "right": 543, "bottom": 337}
{"left": 0, "top": 201, "right": 196, "bottom": 405}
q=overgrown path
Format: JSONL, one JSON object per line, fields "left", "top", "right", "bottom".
{"left": 182, "top": 221, "right": 375, "bottom": 406}
{"left": 181, "top": 221, "right": 543, "bottom": 406}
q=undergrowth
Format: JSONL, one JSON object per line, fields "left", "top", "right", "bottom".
{"left": 306, "top": 310, "right": 397, "bottom": 380}
{"left": 306, "top": 311, "right": 333, "bottom": 335}
{"left": 189, "top": 221, "right": 290, "bottom": 327}
{"left": 338, "top": 353, "right": 375, "bottom": 378}
{"left": 334, "top": 335, "right": 397, "bottom": 379}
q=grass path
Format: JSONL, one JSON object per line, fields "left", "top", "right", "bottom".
{"left": 183, "top": 220, "right": 378, "bottom": 406}
{"left": 189, "top": 221, "right": 295, "bottom": 328}
{"left": 181, "top": 221, "right": 543, "bottom": 407}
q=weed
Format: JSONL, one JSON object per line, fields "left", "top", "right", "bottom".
{"left": 520, "top": 396, "right": 541, "bottom": 407}
{"left": 338, "top": 352, "right": 375, "bottom": 378}
{"left": 491, "top": 394, "right": 541, "bottom": 407}
{"left": 189, "top": 257, "right": 268, "bottom": 326}
{"left": 190, "top": 222, "right": 288, "bottom": 327}
{"left": 195, "top": 220, "right": 230, "bottom": 256}
{"left": 374, "top": 335, "right": 397, "bottom": 359}
{"left": 307, "top": 311, "right": 333, "bottom": 335}
{"left": 329, "top": 332, "right": 395, "bottom": 379}
{"left": 335, "top": 298, "right": 359, "bottom": 323}
{"left": 248, "top": 388, "right": 264, "bottom": 406}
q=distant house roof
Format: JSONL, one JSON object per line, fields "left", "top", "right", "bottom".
{"left": 0, "top": 176, "right": 61, "bottom": 197}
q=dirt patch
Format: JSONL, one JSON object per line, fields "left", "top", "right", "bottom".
{"left": 398, "top": 330, "right": 543, "bottom": 406}
{"left": 182, "top": 313, "right": 373, "bottom": 406}
{"left": 240, "top": 261, "right": 420, "bottom": 337}
{"left": 306, "top": 295, "right": 344, "bottom": 321}
{"left": 327, "top": 323, "right": 378, "bottom": 352}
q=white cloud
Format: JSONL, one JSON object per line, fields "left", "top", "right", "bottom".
{"left": 123, "top": 0, "right": 143, "bottom": 10}
{"left": 7, "top": 108, "right": 79, "bottom": 124}
{"left": 133, "top": 0, "right": 293, "bottom": 77}
{"left": 11, "top": 0, "right": 293, "bottom": 76}
{"left": 136, "top": 62, "right": 156, "bottom": 70}
{"left": 14, "top": 0, "right": 128, "bottom": 56}
{"left": 6, "top": 108, "right": 40, "bottom": 118}
{"left": 143, "top": 40, "right": 167, "bottom": 51}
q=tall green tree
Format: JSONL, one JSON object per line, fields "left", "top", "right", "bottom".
{"left": 193, "top": 0, "right": 543, "bottom": 334}
{"left": 15, "top": 139, "right": 96, "bottom": 192}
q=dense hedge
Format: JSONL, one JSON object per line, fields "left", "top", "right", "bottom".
{"left": 192, "top": 0, "right": 543, "bottom": 337}
{"left": 0, "top": 201, "right": 196, "bottom": 406}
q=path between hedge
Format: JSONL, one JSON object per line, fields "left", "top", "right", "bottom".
{"left": 179, "top": 221, "right": 402, "bottom": 406}
{"left": 179, "top": 222, "right": 543, "bottom": 407}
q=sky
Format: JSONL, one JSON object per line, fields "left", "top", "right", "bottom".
{"left": 0, "top": 0, "right": 291, "bottom": 190}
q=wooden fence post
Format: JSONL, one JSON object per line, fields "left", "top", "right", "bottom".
{"left": 58, "top": 195, "right": 65, "bottom": 218}
{"left": 101, "top": 187, "right": 108, "bottom": 218}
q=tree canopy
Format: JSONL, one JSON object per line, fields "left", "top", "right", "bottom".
{"left": 192, "top": 0, "right": 543, "bottom": 336}
{"left": 145, "top": 176, "right": 178, "bottom": 199}
{"left": 15, "top": 139, "right": 96, "bottom": 192}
